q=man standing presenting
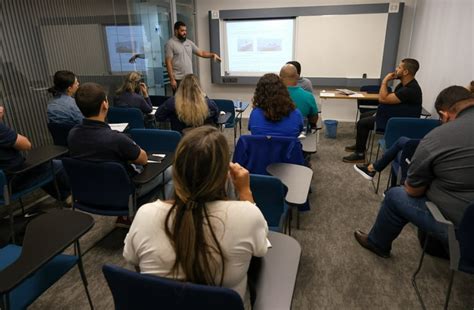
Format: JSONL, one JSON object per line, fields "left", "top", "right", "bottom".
{"left": 280, "top": 64, "right": 319, "bottom": 129}
{"left": 343, "top": 58, "right": 422, "bottom": 163}
{"left": 165, "top": 21, "right": 221, "bottom": 92}
{"left": 354, "top": 86, "right": 474, "bottom": 258}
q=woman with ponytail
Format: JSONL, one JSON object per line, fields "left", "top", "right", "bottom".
{"left": 155, "top": 74, "right": 219, "bottom": 133}
{"left": 47, "top": 70, "right": 83, "bottom": 125}
{"left": 124, "top": 126, "right": 268, "bottom": 305}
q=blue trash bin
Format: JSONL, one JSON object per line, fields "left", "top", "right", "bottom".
{"left": 324, "top": 120, "right": 338, "bottom": 139}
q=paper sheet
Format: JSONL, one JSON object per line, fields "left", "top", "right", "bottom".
{"left": 109, "top": 123, "right": 128, "bottom": 132}
{"left": 320, "top": 92, "right": 335, "bottom": 97}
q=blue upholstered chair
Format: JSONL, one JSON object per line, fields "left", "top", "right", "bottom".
{"left": 1, "top": 169, "right": 56, "bottom": 243}
{"left": 62, "top": 158, "right": 140, "bottom": 218}
{"left": 149, "top": 95, "right": 170, "bottom": 107}
{"left": 102, "top": 264, "right": 244, "bottom": 310}
{"left": 412, "top": 201, "right": 474, "bottom": 310}
{"left": 389, "top": 139, "right": 420, "bottom": 188}
{"left": 0, "top": 210, "right": 94, "bottom": 310}
{"left": 356, "top": 85, "right": 381, "bottom": 121}
{"left": 129, "top": 129, "right": 181, "bottom": 153}
{"left": 250, "top": 174, "right": 289, "bottom": 233}
{"left": 47, "top": 122, "right": 75, "bottom": 147}
{"left": 107, "top": 107, "right": 145, "bottom": 130}
{"left": 214, "top": 99, "right": 239, "bottom": 144}
{"left": 372, "top": 117, "right": 440, "bottom": 193}
{"left": 233, "top": 135, "right": 305, "bottom": 176}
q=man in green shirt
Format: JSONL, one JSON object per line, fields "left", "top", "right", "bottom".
{"left": 280, "top": 64, "right": 318, "bottom": 129}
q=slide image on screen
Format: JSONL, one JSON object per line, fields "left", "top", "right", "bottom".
{"left": 224, "top": 19, "right": 294, "bottom": 76}
{"left": 105, "top": 25, "right": 148, "bottom": 73}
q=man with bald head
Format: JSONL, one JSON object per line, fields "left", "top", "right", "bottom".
{"left": 280, "top": 64, "right": 319, "bottom": 129}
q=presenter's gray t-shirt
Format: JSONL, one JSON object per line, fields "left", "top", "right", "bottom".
{"left": 165, "top": 37, "right": 199, "bottom": 80}
{"left": 406, "top": 106, "right": 474, "bottom": 226}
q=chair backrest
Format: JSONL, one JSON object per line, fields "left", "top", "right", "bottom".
{"left": 398, "top": 139, "right": 420, "bottom": 184}
{"left": 250, "top": 174, "right": 288, "bottom": 231}
{"left": 47, "top": 122, "right": 75, "bottom": 147}
{"left": 383, "top": 117, "right": 441, "bottom": 149}
{"left": 0, "top": 170, "right": 8, "bottom": 204}
{"left": 213, "top": 99, "right": 236, "bottom": 128}
{"left": 375, "top": 103, "right": 422, "bottom": 133}
{"left": 62, "top": 158, "right": 134, "bottom": 214}
{"left": 129, "top": 129, "right": 181, "bottom": 153}
{"left": 149, "top": 95, "right": 170, "bottom": 107}
{"left": 357, "top": 85, "right": 392, "bottom": 110}
{"left": 458, "top": 201, "right": 474, "bottom": 272}
{"left": 107, "top": 107, "right": 145, "bottom": 130}
{"left": 102, "top": 264, "right": 244, "bottom": 310}
{"left": 233, "top": 135, "right": 305, "bottom": 175}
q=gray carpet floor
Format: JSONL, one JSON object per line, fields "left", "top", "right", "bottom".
{"left": 5, "top": 121, "right": 474, "bottom": 309}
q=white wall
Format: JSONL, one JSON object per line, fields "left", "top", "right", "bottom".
{"left": 194, "top": 0, "right": 417, "bottom": 116}
{"left": 408, "top": 0, "right": 473, "bottom": 114}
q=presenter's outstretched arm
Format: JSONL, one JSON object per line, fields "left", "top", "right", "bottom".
{"left": 195, "top": 50, "right": 222, "bottom": 62}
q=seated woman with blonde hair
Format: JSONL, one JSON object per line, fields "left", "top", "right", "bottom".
{"left": 248, "top": 73, "right": 304, "bottom": 137}
{"left": 123, "top": 126, "right": 268, "bottom": 306}
{"left": 155, "top": 74, "right": 219, "bottom": 133}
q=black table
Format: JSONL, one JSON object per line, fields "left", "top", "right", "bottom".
{"left": 234, "top": 101, "right": 250, "bottom": 137}
{"left": 253, "top": 231, "right": 301, "bottom": 310}
{"left": 217, "top": 112, "right": 232, "bottom": 125}
{"left": 0, "top": 209, "right": 94, "bottom": 295}
{"left": 132, "top": 152, "right": 174, "bottom": 185}
{"left": 5, "top": 145, "right": 68, "bottom": 175}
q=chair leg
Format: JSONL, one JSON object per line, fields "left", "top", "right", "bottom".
{"left": 444, "top": 270, "right": 455, "bottom": 310}
{"left": 9, "top": 209, "right": 16, "bottom": 244}
{"left": 296, "top": 208, "right": 300, "bottom": 229}
{"left": 2, "top": 293, "right": 10, "bottom": 310}
{"left": 368, "top": 132, "right": 375, "bottom": 163}
{"left": 19, "top": 198, "right": 25, "bottom": 215}
{"left": 412, "top": 234, "right": 429, "bottom": 310}
{"left": 287, "top": 206, "right": 292, "bottom": 236}
{"left": 374, "top": 144, "right": 381, "bottom": 163}
{"left": 375, "top": 172, "right": 382, "bottom": 194}
{"left": 76, "top": 241, "right": 94, "bottom": 310}
{"left": 233, "top": 126, "right": 237, "bottom": 146}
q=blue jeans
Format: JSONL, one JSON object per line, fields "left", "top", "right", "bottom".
{"left": 373, "top": 136, "right": 409, "bottom": 172}
{"left": 135, "top": 166, "right": 173, "bottom": 199}
{"left": 367, "top": 186, "right": 448, "bottom": 254}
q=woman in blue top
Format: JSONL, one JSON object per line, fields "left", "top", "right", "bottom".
{"left": 47, "top": 70, "right": 83, "bottom": 125}
{"left": 248, "top": 73, "right": 303, "bottom": 137}
{"left": 114, "top": 71, "right": 153, "bottom": 114}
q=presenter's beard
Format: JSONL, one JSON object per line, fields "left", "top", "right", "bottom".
{"left": 177, "top": 34, "right": 186, "bottom": 42}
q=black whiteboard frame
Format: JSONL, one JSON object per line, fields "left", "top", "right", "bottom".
{"left": 208, "top": 2, "right": 404, "bottom": 87}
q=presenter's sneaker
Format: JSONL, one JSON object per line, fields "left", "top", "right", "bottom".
{"left": 343, "top": 152, "right": 365, "bottom": 163}
{"left": 354, "top": 230, "right": 390, "bottom": 258}
{"left": 354, "top": 164, "right": 376, "bottom": 180}
{"left": 344, "top": 144, "right": 357, "bottom": 152}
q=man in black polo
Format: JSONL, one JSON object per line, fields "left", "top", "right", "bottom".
{"left": 343, "top": 58, "right": 423, "bottom": 163}
{"left": 68, "top": 83, "right": 162, "bottom": 198}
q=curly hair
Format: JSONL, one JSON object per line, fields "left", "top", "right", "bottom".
{"left": 252, "top": 73, "right": 295, "bottom": 121}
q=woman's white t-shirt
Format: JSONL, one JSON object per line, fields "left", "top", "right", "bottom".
{"left": 123, "top": 199, "right": 269, "bottom": 300}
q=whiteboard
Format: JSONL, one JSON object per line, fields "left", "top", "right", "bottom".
{"left": 295, "top": 13, "right": 388, "bottom": 79}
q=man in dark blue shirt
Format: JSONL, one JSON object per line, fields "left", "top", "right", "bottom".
{"left": 68, "top": 83, "right": 165, "bottom": 199}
